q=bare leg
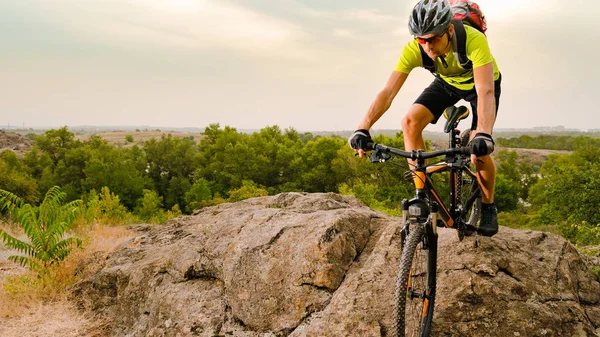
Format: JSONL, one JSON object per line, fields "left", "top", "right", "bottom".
{"left": 475, "top": 155, "right": 496, "bottom": 203}
{"left": 466, "top": 130, "right": 496, "bottom": 203}
{"left": 402, "top": 104, "right": 435, "bottom": 152}
{"left": 401, "top": 104, "right": 435, "bottom": 186}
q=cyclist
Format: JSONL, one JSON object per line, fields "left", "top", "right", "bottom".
{"left": 348, "top": 0, "right": 501, "bottom": 237}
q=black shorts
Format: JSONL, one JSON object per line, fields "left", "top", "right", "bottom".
{"left": 414, "top": 74, "right": 502, "bottom": 130}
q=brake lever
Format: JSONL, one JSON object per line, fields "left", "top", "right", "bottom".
{"left": 369, "top": 149, "right": 392, "bottom": 163}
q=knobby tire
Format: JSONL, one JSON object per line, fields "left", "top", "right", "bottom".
{"left": 393, "top": 223, "right": 437, "bottom": 337}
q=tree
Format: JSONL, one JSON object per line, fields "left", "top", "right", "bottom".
{"left": 34, "top": 127, "right": 80, "bottom": 164}
{"left": 22, "top": 147, "right": 56, "bottom": 194}
{"left": 184, "top": 178, "right": 212, "bottom": 213}
{"left": 493, "top": 150, "right": 522, "bottom": 211}
{"left": 0, "top": 151, "right": 39, "bottom": 204}
{"left": 197, "top": 125, "right": 248, "bottom": 195}
{"left": 0, "top": 186, "right": 82, "bottom": 272}
{"left": 135, "top": 189, "right": 164, "bottom": 221}
{"left": 493, "top": 149, "right": 541, "bottom": 210}
{"left": 529, "top": 147, "right": 600, "bottom": 227}
{"left": 143, "top": 134, "right": 200, "bottom": 210}
{"left": 227, "top": 180, "right": 268, "bottom": 202}
{"left": 297, "top": 137, "right": 347, "bottom": 192}
{"left": 82, "top": 140, "right": 150, "bottom": 209}
{"left": 493, "top": 173, "right": 520, "bottom": 211}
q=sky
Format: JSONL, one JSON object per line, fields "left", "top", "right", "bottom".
{"left": 0, "top": 0, "right": 598, "bottom": 132}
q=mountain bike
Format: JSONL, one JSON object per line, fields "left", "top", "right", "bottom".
{"left": 366, "top": 105, "right": 483, "bottom": 337}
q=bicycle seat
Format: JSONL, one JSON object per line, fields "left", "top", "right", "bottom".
{"left": 443, "top": 106, "right": 470, "bottom": 133}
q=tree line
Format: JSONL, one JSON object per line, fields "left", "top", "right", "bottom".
{"left": 1, "top": 126, "right": 599, "bottom": 246}
{"left": 496, "top": 134, "right": 600, "bottom": 151}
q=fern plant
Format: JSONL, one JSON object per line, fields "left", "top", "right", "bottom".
{"left": 0, "top": 186, "right": 83, "bottom": 272}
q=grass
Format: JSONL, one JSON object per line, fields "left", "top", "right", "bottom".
{"left": 0, "top": 223, "right": 135, "bottom": 335}
{"left": 0, "top": 301, "right": 109, "bottom": 337}
{"left": 498, "top": 209, "right": 562, "bottom": 236}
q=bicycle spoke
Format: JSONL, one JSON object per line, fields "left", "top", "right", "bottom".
{"left": 404, "top": 242, "right": 429, "bottom": 337}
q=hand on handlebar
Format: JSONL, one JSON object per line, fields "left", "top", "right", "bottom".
{"left": 348, "top": 129, "right": 373, "bottom": 158}
{"left": 469, "top": 132, "right": 495, "bottom": 156}
{"left": 469, "top": 132, "right": 495, "bottom": 164}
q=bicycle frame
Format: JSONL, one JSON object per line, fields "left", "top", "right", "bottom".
{"left": 424, "top": 153, "right": 481, "bottom": 232}
{"left": 367, "top": 105, "right": 482, "bottom": 336}
{"left": 402, "top": 129, "right": 482, "bottom": 236}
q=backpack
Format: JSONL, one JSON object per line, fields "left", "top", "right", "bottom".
{"left": 449, "top": 0, "right": 487, "bottom": 35}
{"left": 420, "top": 0, "right": 487, "bottom": 73}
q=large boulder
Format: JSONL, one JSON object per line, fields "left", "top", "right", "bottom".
{"left": 70, "top": 193, "right": 600, "bottom": 336}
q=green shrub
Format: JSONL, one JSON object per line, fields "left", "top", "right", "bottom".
{"left": 80, "top": 187, "right": 133, "bottom": 225}
{"left": 339, "top": 182, "right": 402, "bottom": 216}
{"left": 227, "top": 180, "right": 268, "bottom": 202}
{"left": 184, "top": 178, "right": 212, "bottom": 213}
{"left": 135, "top": 189, "right": 163, "bottom": 221}
{"left": 557, "top": 221, "right": 600, "bottom": 246}
{"left": 0, "top": 186, "right": 82, "bottom": 272}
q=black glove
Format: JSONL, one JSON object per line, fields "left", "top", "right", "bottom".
{"left": 470, "top": 132, "right": 495, "bottom": 156}
{"left": 348, "top": 129, "right": 373, "bottom": 150}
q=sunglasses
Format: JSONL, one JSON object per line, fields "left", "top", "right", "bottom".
{"left": 415, "top": 29, "right": 448, "bottom": 45}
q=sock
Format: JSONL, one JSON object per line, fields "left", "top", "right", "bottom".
{"left": 482, "top": 202, "right": 495, "bottom": 210}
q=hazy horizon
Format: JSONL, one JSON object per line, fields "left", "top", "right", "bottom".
{"left": 2, "top": 124, "right": 595, "bottom": 135}
{"left": 1, "top": 0, "right": 598, "bottom": 133}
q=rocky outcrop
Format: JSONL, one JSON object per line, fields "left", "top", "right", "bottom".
{"left": 0, "top": 130, "right": 33, "bottom": 155}
{"left": 70, "top": 193, "right": 600, "bottom": 336}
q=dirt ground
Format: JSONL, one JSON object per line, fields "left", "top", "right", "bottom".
{"left": 0, "top": 298, "right": 109, "bottom": 337}
{"left": 0, "top": 224, "right": 135, "bottom": 337}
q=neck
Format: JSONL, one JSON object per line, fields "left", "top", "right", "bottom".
{"left": 443, "top": 32, "right": 454, "bottom": 56}
{"left": 442, "top": 39, "right": 452, "bottom": 56}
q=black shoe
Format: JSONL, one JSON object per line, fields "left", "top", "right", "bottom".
{"left": 478, "top": 204, "right": 498, "bottom": 237}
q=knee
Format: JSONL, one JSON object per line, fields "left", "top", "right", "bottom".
{"left": 401, "top": 114, "right": 425, "bottom": 136}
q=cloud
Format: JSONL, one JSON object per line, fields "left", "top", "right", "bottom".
{"left": 20, "top": 0, "right": 310, "bottom": 58}
{"left": 340, "top": 9, "right": 397, "bottom": 23}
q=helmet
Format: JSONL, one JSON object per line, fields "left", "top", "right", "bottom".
{"left": 408, "top": 0, "right": 453, "bottom": 37}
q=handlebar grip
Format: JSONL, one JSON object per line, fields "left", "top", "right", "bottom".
{"left": 366, "top": 142, "right": 375, "bottom": 150}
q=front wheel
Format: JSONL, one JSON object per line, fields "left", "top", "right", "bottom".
{"left": 393, "top": 223, "right": 438, "bottom": 337}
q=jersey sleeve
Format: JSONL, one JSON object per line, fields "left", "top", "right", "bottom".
{"left": 465, "top": 29, "right": 494, "bottom": 69}
{"left": 394, "top": 40, "right": 422, "bottom": 74}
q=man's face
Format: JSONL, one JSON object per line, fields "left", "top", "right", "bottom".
{"left": 416, "top": 26, "right": 452, "bottom": 59}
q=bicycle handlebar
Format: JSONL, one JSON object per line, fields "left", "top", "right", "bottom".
{"left": 366, "top": 142, "right": 471, "bottom": 161}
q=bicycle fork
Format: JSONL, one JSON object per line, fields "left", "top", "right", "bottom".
{"left": 400, "top": 199, "right": 439, "bottom": 329}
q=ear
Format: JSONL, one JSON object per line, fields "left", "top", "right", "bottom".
{"left": 448, "top": 24, "right": 455, "bottom": 35}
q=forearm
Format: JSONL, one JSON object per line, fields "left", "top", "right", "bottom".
{"left": 473, "top": 63, "right": 496, "bottom": 135}
{"left": 358, "top": 91, "right": 392, "bottom": 130}
{"left": 475, "top": 89, "right": 496, "bottom": 134}
{"left": 357, "top": 71, "right": 408, "bottom": 130}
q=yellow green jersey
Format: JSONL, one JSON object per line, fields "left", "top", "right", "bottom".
{"left": 394, "top": 25, "right": 500, "bottom": 91}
